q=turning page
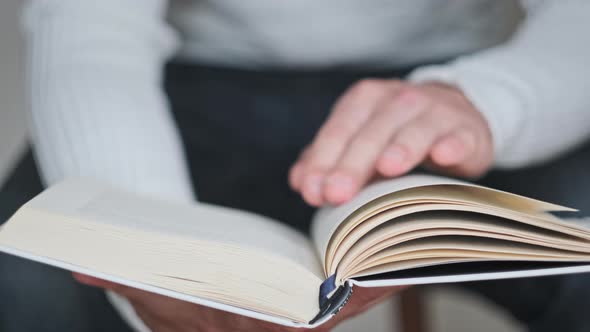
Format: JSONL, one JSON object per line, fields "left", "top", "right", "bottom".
{"left": 311, "top": 174, "right": 468, "bottom": 267}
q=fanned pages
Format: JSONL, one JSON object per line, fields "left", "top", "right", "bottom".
{"left": 2, "top": 174, "right": 590, "bottom": 328}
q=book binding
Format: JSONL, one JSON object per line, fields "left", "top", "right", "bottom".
{"left": 309, "top": 275, "right": 353, "bottom": 324}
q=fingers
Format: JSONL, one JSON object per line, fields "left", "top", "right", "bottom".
{"left": 322, "top": 87, "right": 427, "bottom": 204}
{"left": 430, "top": 128, "right": 476, "bottom": 167}
{"left": 376, "top": 104, "right": 462, "bottom": 177}
{"left": 429, "top": 127, "right": 492, "bottom": 178}
{"left": 288, "top": 147, "right": 309, "bottom": 191}
{"left": 290, "top": 80, "right": 494, "bottom": 207}
{"left": 290, "top": 79, "right": 400, "bottom": 206}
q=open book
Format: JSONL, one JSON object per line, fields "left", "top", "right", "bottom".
{"left": 2, "top": 174, "right": 590, "bottom": 328}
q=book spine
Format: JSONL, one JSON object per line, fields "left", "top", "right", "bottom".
{"left": 308, "top": 276, "right": 353, "bottom": 324}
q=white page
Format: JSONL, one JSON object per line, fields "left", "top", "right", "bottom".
{"left": 0, "top": 178, "right": 326, "bottom": 324}
{"left": 0, "top": 244, "right": 320, "bottom": 327}
{"left": 24, "top": 178, "right": 323, "bottom": 277}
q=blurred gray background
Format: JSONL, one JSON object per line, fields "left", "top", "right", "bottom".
{"left": 0, "top": 1, "right": 521, "bottom": 331}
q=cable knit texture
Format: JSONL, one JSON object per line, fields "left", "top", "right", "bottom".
{"left": 23, "top": 0, "right": 194, "bottom": 201}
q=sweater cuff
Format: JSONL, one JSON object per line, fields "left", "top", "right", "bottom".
{"left": 408, "top": 61, "right": 530, "bottom": 168}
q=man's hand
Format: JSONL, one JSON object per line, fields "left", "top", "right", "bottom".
{"left": 289, "top": 80, "right": 494, "bottom": 206}
{"left": 74, "top": 273, "right": 404, "bottom": 332}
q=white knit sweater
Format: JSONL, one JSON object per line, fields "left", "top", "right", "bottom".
{"left": 22, "top": 0, "right": 590, "bottom": 330}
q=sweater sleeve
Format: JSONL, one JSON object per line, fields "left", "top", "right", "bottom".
{"left": 409, "top": 0, "right": 590, "bottom": 169}
{"left": 23, "top": 0, "right": 194, "bottom": 201}
{"left": 23, "top": 1, "right": 193, "bottom": 331}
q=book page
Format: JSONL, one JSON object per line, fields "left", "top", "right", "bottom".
{"left": 327, "top": 201, "right": 588, "bottom": 277}
{"left": 311, "top": 174, "right": 575, "bottom": 277}
{"left": 336, "top": 211, "right": 590, "bottom": 278}
{"left": 311, "top": 175, "right": 467, "bottom": 267}
{"left": 349, "top": 236, "right": 590, "bottom": 278}
{"left": 0, "top": 179, "right": 325, "bottom": 323}
{"left": 22, "top": 178, "right": 323, "bottom": 277}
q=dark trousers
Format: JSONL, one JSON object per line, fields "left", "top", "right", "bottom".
{"left": 2, "top": 62, "right": 590, "bottom": 331}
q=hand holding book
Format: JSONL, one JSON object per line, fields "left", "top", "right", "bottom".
{"left": 74, "top": 273, "right": 404, "bottom": 332}
{"left": 2, "top": 175, "right": 590, "bottom": 328}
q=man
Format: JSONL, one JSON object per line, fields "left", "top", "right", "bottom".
{"left": 2, "top": 0, "right": 590, "bottom": 331}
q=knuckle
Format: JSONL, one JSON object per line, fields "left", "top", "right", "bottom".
{"left": 379, "top": 86, "right": 423, "bottom": 111}
{"left": 380, "top": 94, "right": 400, "bottom": 110}
{"left": 398, "top": 85, "right": 417, "bottom": 97}
{"left": 351, "top": 79, "right": 383, "bottom": 96}
{"left": 396, "top": 85, "right": 426, "bottom": 105}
